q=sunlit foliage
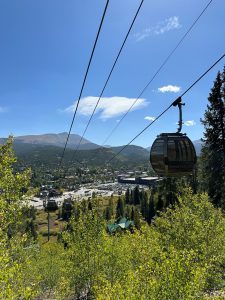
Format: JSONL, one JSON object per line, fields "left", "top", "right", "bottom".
{"left": 1, "top": 138, "right": 225, "bottom": 299}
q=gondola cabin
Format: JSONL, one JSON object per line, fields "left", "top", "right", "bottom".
{"left": 44, "top": 199, "right": 58, "bottom": 211}
{"left": 150, "top": 132, "right": 196, "bottom": 177}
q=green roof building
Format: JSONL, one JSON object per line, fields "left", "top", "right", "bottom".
{"left": 107, "top": 217, "right": 134, "bottom": 234}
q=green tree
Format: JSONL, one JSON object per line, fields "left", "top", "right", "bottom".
{"left": 92, "top": 190, "right": 225, "bottom": 299}
{"left": 133, "top": 207, "right": 141, "bottom": 229}
{"left": 157, "top": 178, "right": 183, "bottom": 209}
{"left": 200, "top": 68, "right": 225, "bottom": 207}
{"left": 0, "top": 138, "right": 32, "bottom": 240}
{"left": 0, "top": 138, "right": 39, "bottom": 298}
{"left": 133, "top": 185, "right": 140, "bottom": 205}
{"left": 147, "top": 192, "right": 156, "bottom": 223}
{"left": 130, "top": 189, "right": 134, "bottom": 205}
{"left": 140, "top": 190, "right": 148, "bottom": 220}
{"left": 30, "top": 243, "right": 66, "bottom": 299}
{"left": 155, "top": 194, "right": 164, "bottom": 213}
{"left": 125, "top": 188, "right": 130, "bottom": 204}
{"left": 116, "top": 197, "right": 125, "bottom": 219}
{"left": 131, "top": 206, "right": 134, "bottom": 221}
{"left": 104, "top": 206, "right": 112, "bottom": 221}
{"left": 60, "top": 204, "right": 106, "bottom": 299}
{"left": 125, "top": 205, "right": 131, "bottom": 219}
{"left": 109, "top": 196, "right": 114, "bottom": 217}
{"left": 88, "top": 199, "right": 93, "bottom": 210}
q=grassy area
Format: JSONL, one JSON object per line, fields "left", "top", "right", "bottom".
{"left": 35, "top": 196, "right": 120, "bottom": 242}
{"left": 35, "top": 209, "right": 64, "bottom": 243}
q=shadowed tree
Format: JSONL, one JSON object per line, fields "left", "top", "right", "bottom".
{"left": 133, "top": 207, "right": 141, "bottom": 229}
{"left": 104, "top": 206, "right": 112, "bottom": 221}
{"left": 125, "top": 205, "right": 132, "bottom": 219}
{"left": 125, "top": 188, "right": 130, "bottom": 204}
{"left": 133, "top": 185, "right": 140, "bottom": 205}
{"left": 116, "top": 197, "right": 125, "bottom": 219}
{"left": 147, "top": 192, "right": 156, "bottom": 223}
{"left": 200, "top": 68, "right": 225, "bottom": 207}
{"left": 155, "top": 194, "right": 164, "bottom": 213}
{"left": 140, "top": 190, "right": 148, "bottom": 220}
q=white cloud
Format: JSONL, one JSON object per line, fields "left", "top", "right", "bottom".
{"left": 134, "top": 16, "right": 181, "bottom": 41}
{"left": 64, "top": 96, "right": 147, "bottom": 119}
{"left": 158, "top": 85, "right": 181, "bottom": 93}
{"left": 184, "top": 120, "right": 196, "bottom": 126}
{"left": 144, "top": 116, "right": 155, "bottom": 121}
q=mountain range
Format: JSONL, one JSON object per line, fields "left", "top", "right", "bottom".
{"left": 0, "top": 132, "right": 99, "bottom": 150}
{"left": 0, "top": 133, "right": 203, "bottom": 166}
{"left": 0, "top": 133, "right": 149, "bottom": 167}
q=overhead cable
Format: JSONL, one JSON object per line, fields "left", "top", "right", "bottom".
{"left": 58, "top": 0, "right": 110, "bottom": 168}
{"left": 72, "top": 0, "right": 145, "bottom": 157}
{"left": 106, "top": 53, "right": 225, "bottom": 164}
{"left": 100, "top": 0, "right": 213, "bottom": 147}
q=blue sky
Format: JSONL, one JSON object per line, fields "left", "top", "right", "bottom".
{"left": 0, "top": 0, "right": 224, "bottom": 148}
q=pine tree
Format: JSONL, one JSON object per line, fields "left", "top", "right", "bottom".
{"left": 88, "top": 200, "right": 93, "bottom": 210}
{"left": 125, "top": 205, "right": 131, "bottom": 219}
{"left": 155, "top": 194, "right": 164, "bottom": 213}
{"left": 108, "top": 196, "right": 114, "bottom": 218}
{"left": 157, "top": 178, "right": 180, "bottom": 208}
{"left": 133, "top": 207, "right": 141, "bottom": 229}
{"left": 104, "top": 206, "right": 112, "bottom": 221}
{"left": 130, "top": 190, "right": 134, "bottom": 205}
{"left": 200, "top": 68, "right": 225, "bottom": 207}
{"left": 133, "top": 185, "right": 140, "bottom": 205}
{"left": 116, "top": 197, "right": 125, "bottom": 219}
{"left": 140, "top": 191, "right": 148, "bottom": 220}
{"left": 131, "top": 206, "right": 134, "bottom": 220}
{"left": 125, "top": 188, "right": 130, "bottom": 204}
{"left": 147, "top": 192, "right": 156, "bottom": 223}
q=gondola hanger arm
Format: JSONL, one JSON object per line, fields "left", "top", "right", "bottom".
{"left": 172, "top": 97, "right": 185, "bottom": 133}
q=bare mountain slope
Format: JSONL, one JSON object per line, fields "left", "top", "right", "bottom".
{"left": 0, "top": 132, "right": 100, "bottom": 150}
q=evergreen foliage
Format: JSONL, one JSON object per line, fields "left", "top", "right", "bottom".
{"left": 155, "top": 194, "right": 164, "bottom": 212}
{"left": 200, "top": 67, "right": 225, "bottom": 207}
{"left": 148, "top": 191, "right": 156, "bottom": 223}
{"left": 104, "top": 206, "right": 112, "bottom": 221}
{"left": 125, "top": 188, "right": 130, "bottom": 204}
{"left": 133, "top": 207, "right": 141, "bottom": 229}
{"left": 140, "top": 190, "right": 148, "bottom": 220}
{"left": 116, "top": 197, "right": 125, "bottom": 219}
{"left": 125, "top": 205, "right": 131, "bottom": 219}
{"left": 133, "top": 185, "right": 140, "bottom": 205}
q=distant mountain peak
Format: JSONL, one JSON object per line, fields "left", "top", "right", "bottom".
{"left": 1, "top": 133, "right": 100, "bottom": 150}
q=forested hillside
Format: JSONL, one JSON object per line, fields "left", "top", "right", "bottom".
{"left": 1, "top": 138, "right": 225, "bottom": 299}
{"left": 14, "top": 143, "right": 150, "bottom": 172}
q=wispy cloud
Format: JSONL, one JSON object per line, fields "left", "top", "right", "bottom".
{"left": 0, "top": 106, "right": 8, "bottom": 113}
{"left": 158, "top": 85, "right": 181, "bottom": 93}
{"left": 134, "top": 16, "right": 181, "bottom": 41}
{"left": 184, "top": 120, "right": 196, "bottom": 126}
{"left": 144, "top": 116, "right": 155, "bottom": 121}
{"left": 63, "top": 96, "right": 147, "bottom": 119}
